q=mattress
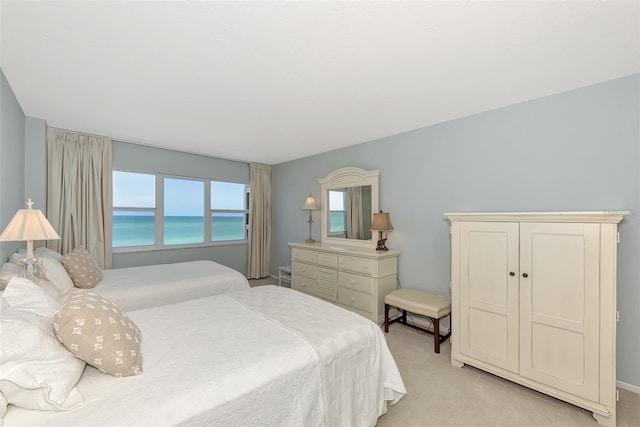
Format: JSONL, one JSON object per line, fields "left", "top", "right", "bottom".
{"left": 96, "top": 260, "right": 249, "bottom": 311}
{"left": 3, "top": 286, "right": 406, "bottom": 426}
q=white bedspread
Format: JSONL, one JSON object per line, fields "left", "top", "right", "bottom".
{"left": 96, "top": 260, "right": 249, "bottom": 311}
{"left": 4, "top": 286, "right": 405, "bottom": 427}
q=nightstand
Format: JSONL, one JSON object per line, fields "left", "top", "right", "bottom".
{"left": 277, "top": 265, "right": 292, "bottom": 287}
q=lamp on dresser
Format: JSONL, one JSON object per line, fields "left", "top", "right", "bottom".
{"left": 0, "top": 198, "right": 60, "bottom": 277}
{"left": 302, "top": 194, "right": 319, "bottom": 243}
{"left": 370, "top": 210, "right": 393, "bottom": 251}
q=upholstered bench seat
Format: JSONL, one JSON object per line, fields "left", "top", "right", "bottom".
{"left": 384, "top": 288, "right": 452, "bottom": 353}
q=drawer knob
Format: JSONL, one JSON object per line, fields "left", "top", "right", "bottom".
{"left": 363, "top": 265, "right": 369, "bottom": 270}
{"left": 350, "top": 297, "right": 355, "bottom": 302}
{"left": 350, "top": 280, "right": 355, "bottom": 284}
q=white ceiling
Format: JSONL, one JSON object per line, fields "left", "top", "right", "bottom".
{"left": 1, "top": 1, "right": 638, "bottom": 165}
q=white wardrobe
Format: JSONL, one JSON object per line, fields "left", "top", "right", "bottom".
{"left": 447, "top": 212, "right": 625, "bottom": 426}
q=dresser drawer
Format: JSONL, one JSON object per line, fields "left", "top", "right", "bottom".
{"left": 317, "top": 253, "right": 338, "bottom": 268}
{"left": 292, "top": 248, "right": 317, "bottom": 264}
{"left": 338, "top": 256, "right": 373, "bottom": 275}
{"left": 338, "top": 287, "right": 373, "bottom": 313}
{"left": 292, "top": 262, "right": 317, "bottom": 279}
{"left": 291, "top": 274, "right": 317, "bottom": 296}
{"left": 338, "top": 271, "right": 374, "bottom": 295}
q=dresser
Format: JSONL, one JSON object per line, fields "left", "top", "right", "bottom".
{"left": 447, "top": 212, "right": 625, "bottom": 426}
{"left": 288, "top": 242, "right": 400, "bottom": 323}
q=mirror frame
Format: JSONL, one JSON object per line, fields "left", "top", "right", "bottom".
{"left": 318, "top": 167, "right": 379, "bottom": 248}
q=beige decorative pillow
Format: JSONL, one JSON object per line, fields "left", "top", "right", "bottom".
{"left": 54, "top": 289, "right": 142, "bottom": 378}
{"left": 62, "top": 247, "right": 103, "bottom": 289}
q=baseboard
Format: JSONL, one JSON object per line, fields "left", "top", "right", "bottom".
{"left": 617, "top": 380, "right": 640, "bottom": 394}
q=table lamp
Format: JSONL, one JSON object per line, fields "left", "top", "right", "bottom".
{"left": 302, "top": 194, "right": 319, "bottom": 243}
{"left": 0, "top": 198, "right": 61, "bottom": 276}
{"left": 370, "top": 210, "right": 393, "bottom": 251}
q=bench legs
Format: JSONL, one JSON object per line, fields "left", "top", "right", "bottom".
{"left": 384, "top": 303, "right": 451, "bottom": 354}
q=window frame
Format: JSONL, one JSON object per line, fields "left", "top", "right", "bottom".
{"left": 210, "top": 181, "right": 250, "bottom": 243}
{"left": 327, "top": 189, "right": 347, "bottom": 238}
{"left": 112, "top": 170, "right": 249, "bottom": 253}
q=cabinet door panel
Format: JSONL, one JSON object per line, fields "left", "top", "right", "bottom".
{"left": 317, "top": 268, "right": 338, "bottom": 301}
{"left": 460, "top": 222, "right": 519, "bottom": 373}
{"left": 519, "top": 222, "right": 599, "bottom": 401}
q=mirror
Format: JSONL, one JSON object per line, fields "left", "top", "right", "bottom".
{"left": 318, "top": 167, "right": 379, "bottom": 248}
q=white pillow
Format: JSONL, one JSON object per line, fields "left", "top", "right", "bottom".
{"left": 37, "top": 257, "right": 75, "bottom": 295}
{"left": 0, "top": 277, "right": 85, "bottom": 410}
{"left": 0, "top": 391, "right": 7, "bottom": 421}
{"left": 36, "top": 247, "right": 64, "bottom": 262}
{"left": 0, "top": 263, "right": 19, "bottom": 291}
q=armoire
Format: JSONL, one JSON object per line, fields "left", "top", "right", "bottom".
{"left": 447, "top": 212, "right": 625, "bottom": 426}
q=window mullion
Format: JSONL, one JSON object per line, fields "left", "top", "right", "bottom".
{"left": 205, "top": 180, "right": 211, "bottom": 243}
{"left": 157, "top": 174, "right": 164, "bottom": 248}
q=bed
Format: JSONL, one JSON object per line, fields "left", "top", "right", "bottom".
{"left": 96, "top": 260, "right": 250, "bottom": 311}
{"left": 2, "top": 285, "right": 406, "bottom": 426}
{"left": 3, "top": 248, "right": 250, "bottom": 311}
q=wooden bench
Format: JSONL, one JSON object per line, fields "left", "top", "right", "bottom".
{"left": 384, "top": 289, "right": 452, "bottom": 353}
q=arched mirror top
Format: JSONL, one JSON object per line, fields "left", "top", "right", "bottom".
{"left": 318, "top": 167, "right": 379, "bottom": 248}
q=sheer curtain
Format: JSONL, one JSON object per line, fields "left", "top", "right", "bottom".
{"left": 346, "top": 186, "right": 364, "bottom": 239}
{"left": 246, "top": 162, "right": 271, "bottom": 279}
{"left": 46, "top": 128, "right": 113, "bottom": 268}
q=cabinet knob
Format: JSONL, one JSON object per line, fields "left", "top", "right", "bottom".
{"left": 522, "top": 273, "right": 528, "bottom": 278}
{"left": 509, "top": 272, "right": 515, "bottom": 277}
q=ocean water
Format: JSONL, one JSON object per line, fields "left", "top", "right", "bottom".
{"left": 113, "top": 215, "right": 245, "bottom": 247}
{"left": 330, "top": 212, "right": 345, "bottom": 232}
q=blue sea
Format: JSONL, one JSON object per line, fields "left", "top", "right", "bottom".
{"left": 113, "top": 215, "right": 245, "bottom": 247}
{"left": 330, "top": 212, "right": 345, "bottom": 232}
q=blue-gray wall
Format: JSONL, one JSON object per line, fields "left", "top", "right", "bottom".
{"left": 111, "top": 141, "right": 249, "bottom": 273}
{"left": 0, "top": 68, "right": 26, "bottom": 262}
{"left": 272, "top": 74, "right": 640, "bottom": 387}
{"left": 24, "top": 116, "right": 47, "bottom": 210}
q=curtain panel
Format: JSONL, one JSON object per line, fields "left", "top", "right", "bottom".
{"left": 346, "top": 186, "right": 364, "bottom": 239}
{"left": 246, "top": 162, "right": 271, "bottom": 279}
{"left": 46, "top": 128, "right": 113, "bottom": 268}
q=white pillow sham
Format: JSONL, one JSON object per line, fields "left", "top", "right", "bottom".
{"left": 37, "top": 257, "right": 75, "bottom": 295}
{"left": 0, "top": 391, "right": 7, "bottom": 422}
{"left": 0, "top": 277, "right": 85, "bottom": 411}
{"left": 36, "top": 247, "right": 64, "bottom": 262}
{"left": 0, "top": 263, "right": 19, "bottom": 291}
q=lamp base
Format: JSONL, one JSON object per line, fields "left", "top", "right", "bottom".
{"left": 376, "top": 238, "right": 389, "bottom": 251}
{"left": 305, "top": 238, "right": 316, "bottom": 244}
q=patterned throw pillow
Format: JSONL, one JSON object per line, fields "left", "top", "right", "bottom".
{"left": 54, "top": 289, "right": 143, "bottom": 377}
{"left": 61, "top": 247, "right": 103, "bottom": 289}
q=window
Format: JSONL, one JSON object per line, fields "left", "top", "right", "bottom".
{"left": 164, "top": 177, "right": 204, "bottom": 245}
{"left": 113, "top": 172, "right": 156, "bottom": 248}
{"left": 329, "top": 190, "right": 346, "bottom": 235}
{"left": 112, "top": 171, "right": 248, "bottom": 250}
{"left": 211, "top": 181, "right": 249, "bottom": 241}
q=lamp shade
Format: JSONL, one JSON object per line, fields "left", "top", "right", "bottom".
{"left": 0, "top": 199, "right": 60, "bottom": 242}
{"left": 302, "top": 194, "right": 319, "bottom": 210}
{"left": 370, "top": 211, "right": 393, "bottom": 232}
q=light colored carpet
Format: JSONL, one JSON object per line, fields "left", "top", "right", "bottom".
{"left": 248, "top": 276, "right": 284, "bottom": 287}
{"left": 378, "top": 323, "right": 640, "bottom": 427}
{"left": 247, "top": 278, "right": 639, "bottom": 426}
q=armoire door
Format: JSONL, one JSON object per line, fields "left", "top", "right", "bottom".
{"left": 519, "top": 222, "right": 600, "bottom": 401}
{"left": 459, "top": 221, "right": 519, "bottom": 373}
